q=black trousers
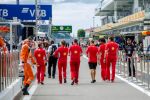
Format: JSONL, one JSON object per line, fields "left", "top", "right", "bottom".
{"left": 48, "top": 56, "right": 57, "bottom": 77}
{"left": 127, "top": 57, "right": 135, "bottom": 77}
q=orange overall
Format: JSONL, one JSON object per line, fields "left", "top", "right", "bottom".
{"left": 0, "top": 37, "right": 8, "bottom": 78}
{"left": 0, "top": 37, "right": 7, "bottom": 53}
{"left": 20, "top": 43, "right": 36, "bottom": 85}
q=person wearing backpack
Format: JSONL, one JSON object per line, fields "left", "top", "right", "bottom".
{"left": 48, "top": 40, "right": 58, "bottom": 79}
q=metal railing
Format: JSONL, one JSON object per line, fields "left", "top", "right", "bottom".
{"left": 0, "top": 50, "right": 19, "bottom": 92}
{"left": 117, "top": 50, "right": 150, "bottom": 90}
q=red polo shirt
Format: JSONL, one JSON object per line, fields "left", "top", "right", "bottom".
{"left": 105, "top": 41, "right": 119, "bottom": 57}
{"left": 98, "top": 43, "right": 106, "bottom": 59}
{"left": 34, "top": 48, "right": 46, "bottom": 65}
{"left": 69, "top": 44, "right": 82, "bottom": 62}
{"left": 86, "top": 45, "right": 98, "bottom": 63}
{"left": 54, "top": 46, "right": 68, "bottom": 63}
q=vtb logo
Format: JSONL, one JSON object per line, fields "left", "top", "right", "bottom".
{"left": 21, "top": 8, "right": 47, "bottom": 17}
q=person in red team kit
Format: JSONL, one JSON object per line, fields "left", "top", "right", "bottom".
{"left": 34, "top": 42, "right": 47, "bottom": 85}
{"left": 86, "top": 40, "right": 98, "bottom": 83}
{"left": 98, "top": 38, "right": 106, "bottom": 81}
{"left": 53, "top": 40, "right": 68, "bottom": 84}
{"left": 69, "top": 39, "right": 82, "bottom": 85}
{"left": 105, "top": 37, "right": 119, "bottom": 82}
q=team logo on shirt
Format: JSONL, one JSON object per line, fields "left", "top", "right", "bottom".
{"left": 38, "top": 54, "right": 41, "bottom": 57}
{"left": 74, "top": 51, "right": 78, "bottom": 54}
{"left": 112, "top": 47, "right": 115, "bottom": 50}
{"left": 64, "top": 52, "right": 67, "bottom": 56}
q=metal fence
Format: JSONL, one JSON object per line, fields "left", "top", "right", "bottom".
{"left": 117, "top": 50, "right": 150, "bottom": 90}
{"left": 0, "top": 50, "right": 19, "bottom": 92}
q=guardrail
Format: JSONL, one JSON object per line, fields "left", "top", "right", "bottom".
{"left": 117, "top": 50, "right": 150, "bottom": 90}
{"left": 0, "top": 50, "right": 19, "bottom": 92}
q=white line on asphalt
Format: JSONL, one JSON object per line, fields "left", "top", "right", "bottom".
{"left": 22, "top": 81, "right": 38, "bottom": 100}
{"left": 116, "top": 75, "right": 150, "bottom": 97}
{"left": 83, "top": 55, "right": 150, "bottom": 97}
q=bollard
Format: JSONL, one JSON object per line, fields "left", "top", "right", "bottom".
{"left": 120, "top": 51, "right": 123, "bottom": 75}
{"left": 0, "top": 52, "right": 2, "bottom": 92}
{"left": 8, "top": 52, "right": 11, "bottom": 86}
{"left": 5, "top": 53, "right": 7, "bottom": 88}
{"left": 122, "top": 52, "right": 126, "bottom": 77}
{"left": 130, "top": 57, "right": 133, "bottom": 81}
{"left": 127, "top": 57, "right": 130, "bottom": 80}
{"left": 139, "top": 56, "right": 143, "bottom": 85}
{"left": 134, "top": 55, "right": 138, "bottom": 82}
{"left": 118, "top": 51, "right": 121, "bottom": 74}
{"left": 147, "top": 56, "right": 150, "bottom": 89}
{"left": 143, "top": 55, "right": 146, "bottom": 87}
{"left": 1, "top": 52, "right": 4, "bottom": 91}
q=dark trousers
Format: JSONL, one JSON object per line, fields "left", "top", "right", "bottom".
{"left": 48, "top": 56, "right": 57, "bottom": 78}
{"left": 127, "top": 57, "right": 135, "bottom": 77}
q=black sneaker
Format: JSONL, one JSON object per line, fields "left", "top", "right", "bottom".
{"left": 111, "top": 79, "right": 114, "bottom": 83}
{"left": 22, "top": 87, "right": 25, "bottom": 92}
{"left": 91, "top": 80, "right": 94, "bottom": 83}
{"left": 23, "top": 91, "right": 29, "bottom": 95}
{"left": 64, "top": 79, "right": 67, "bottom": 83}
{"left": 71, "top": 81, "right": 74, "bottom": 85}
{"left": 41, "top": 82, "right": 44, "bottom": 85}
{"left": 129, "top": 74, "right": 131, "bottom": 77}
{"left": 48, "top": 76, "right": 51, "bottom": 78}
{"left": 91, "top": 80, "right": 96, "bottom": 83}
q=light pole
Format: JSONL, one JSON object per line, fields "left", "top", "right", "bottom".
{"left": 92, "top": 16, "right": 95, "bottom": 38}
{"left": 48, "top": 18, "right": 52, "bottom": 39}
{"left": 93, "top": 16, "right": 95, "bottom": 28}
{"left": 16, "top": 0, "right": 19, "bottom": 5}
{"left": 35, "top": 0, "right": 39, "bottom": 40}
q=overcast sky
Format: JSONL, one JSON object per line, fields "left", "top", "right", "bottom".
{"left": 0, "top": 0, "right": 100, "bottom": 36}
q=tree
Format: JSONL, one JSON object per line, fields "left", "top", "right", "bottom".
{"left": 77, "top": 29, "right": 85, "bottom": 38}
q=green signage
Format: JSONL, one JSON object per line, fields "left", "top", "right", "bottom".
{"left": 52, "top": 26, "right": 72, "bottom": 33}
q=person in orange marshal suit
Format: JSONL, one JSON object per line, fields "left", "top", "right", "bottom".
{"left": 0, "top": 36, "right": 7, "bottom": 53}
{"left": 20, "top": 38, "right": 36, "bottom": 95}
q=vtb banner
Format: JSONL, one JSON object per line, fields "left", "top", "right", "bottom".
{"left": 0, "top": 4, "right": 52, "bottom": 20}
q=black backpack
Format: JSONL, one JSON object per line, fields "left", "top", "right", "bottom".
{"left": 50, "top": 45, "right": 57, "bottom": 56}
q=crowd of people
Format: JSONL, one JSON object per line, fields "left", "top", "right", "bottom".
{"left": 0, "top": 33, "right": 146, "bottom": 95}
{"left": 1, "top": 34, "right": 145, "bottom": 96}
{"left": 19, "top": 36, "right": 121, "bottom": 95}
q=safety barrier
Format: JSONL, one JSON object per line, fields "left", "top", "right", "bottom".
{"left": 117, "top": 50, "right": 150, "bottom": 90}
{"left": 0, "top": 50, "right": 19, "bottom": 92}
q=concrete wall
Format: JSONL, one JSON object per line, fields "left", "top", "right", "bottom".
{"left": 0, "top": 78, "right": 22, "bottom": 100}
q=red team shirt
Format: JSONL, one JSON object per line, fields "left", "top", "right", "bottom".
{"left": 105, "top": 41, "right": 119, "bottom": 57}
{"left": 69, "top": 44, "right": 82, "bottom": 62}
{"left": 98, "top": 43, "right": 106, "bottom": 59}
{"left": 34, "top": 48, "right": 46, "bottom": 65}
{"left": 54, "top": 46, "right": 68, "bottom": 63}
{"left": 86, "top": 45, "right": 98, "bottom": 63}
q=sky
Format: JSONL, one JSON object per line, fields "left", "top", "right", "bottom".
{"left": 0, "top": 0, "right": 101, "bottom": 36}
